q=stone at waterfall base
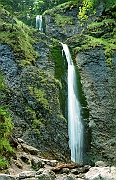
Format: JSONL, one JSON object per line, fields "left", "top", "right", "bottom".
{"left": 85, "top": 166, "right": 116, "bottom": 180}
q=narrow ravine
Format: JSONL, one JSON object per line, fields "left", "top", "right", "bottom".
{"left": 61, "top": 43, "right": 83, "bottom": 163}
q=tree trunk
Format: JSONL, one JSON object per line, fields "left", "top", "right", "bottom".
{"left": 50, "top": 163, "right": 83, "bottom": 172}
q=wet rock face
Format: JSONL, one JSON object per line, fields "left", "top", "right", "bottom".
{"left": 0, "top": 41, "right": 70, "bottom": 161}
{"left": 76, "top": 48, "right": 116, "bottom": 165}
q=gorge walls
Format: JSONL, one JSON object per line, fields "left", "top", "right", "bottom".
{"left": 0, "top": 1, "right": 116, "bottom": 166}
{"left": 44, "top": 1, "right": 116, "bottom": 165}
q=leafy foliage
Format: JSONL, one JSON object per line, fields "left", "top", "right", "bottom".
{"left": 78, "top": 0, "right": 95, "bottom": 20}
{"left": 78, "top": 0, "right": 116, "bottom": 21}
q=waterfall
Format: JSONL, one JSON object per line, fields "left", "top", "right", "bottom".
{"left": 36, "top": 15, "right": 43, "bottom": 31}
{"left": 61, "top": 43, "right": 83, "bottom": 163}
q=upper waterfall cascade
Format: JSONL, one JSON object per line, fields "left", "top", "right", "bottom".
{"left": 36, "top": 15, "right": 43, "bottom": 31}
{"left": 61, "top": 43, "right": 83, "bottom": 163}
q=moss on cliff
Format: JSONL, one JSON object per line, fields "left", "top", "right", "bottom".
{"left": 29, "top": 87, "right": 50, "bottom": 111}
{"left": 51, "top": 43, "right": 65, "bottom": 80}
{"left": 43, "top": 1, "right": 77, "bottom": 16}
{"left": 78, "top": 0, "right": 116, "bottom": 22}
{"left": 0, "top": 6, "right": 39, "bottom": 66}
{"left": 72, "top": 9, "right": 116, "bottom": 68}
{"left": 54, "top": 14, "right": 74, "bottom": 28}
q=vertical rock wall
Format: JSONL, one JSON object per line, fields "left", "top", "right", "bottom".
{"left": 0, "top": 35, "right": 70, "bottom": 162}
{"left": 76, "top": 49, "right": 116, "bottom": 165}
{"left": 44, "top": 2, "right": 116, "bottom": 165}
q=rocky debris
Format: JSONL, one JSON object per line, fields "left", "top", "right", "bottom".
{"left": 0, "top": 140, "right": 116, "bottom": 180}
{"left": 17, "top": 171, "right": 36, "bottom": 179}
{"left": 55, "top": 174, "right": 78, "bottom": 180}
{"left": 36, "top": 169, "right": 56, "bottom": 180}
{"left": 61, "top": 168, "right": 70, "bottom": 174}
{"left": 31, "top": 157, "right": 58, "bottom": 169}
{"left": 0, "top": 174, "right": 16, "bottom": 180}
{"left": 21, "top": 144, "right": 40, "bottom": 156}
{"left": 1, "top": 166, "right": 116, "bottom": 180}
{"left": 85, "top": 166, "right": 116, "bottom": 180}
{"left": 42, "top": 159, "right": 58, "bottom": 167}
{"left": 95, "top": 161, "right": 107, "bottom": 167}
{"left": 31, "top": 157, "right": 45, "bottom": 169}
{"left": 0, "top": 1, "right": 116, "bottom": 176}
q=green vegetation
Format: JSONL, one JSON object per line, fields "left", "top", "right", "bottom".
{"left": 51, "top": 44, "right": 65, "bottom": 80}
{"left": 73, "top": 9, "right": 116, "bottom": 69}
{"left": 87, "top": 18, "right": 115, "bottom": 36}
{"left": 43, "top": 1, "right": 77, "bottom": 15}
{"left": 78, "top": 0, "right": 97, "bottom": 21}
{"left": 55, "top": 14, "right": 74, "bottom": 28}
{"left": 44, "top": 2, "right": 76, "bottom": 29}
{"left": 0, "top": 0, "right": 69, "bottom": 25}
{"left": 25, "top": 106, "right": 45, "bottom": 130}
{"left": 58, "top": 113, "right": 67, "bottom": 123}
{"left": 103, "top": 0, "right": 116, "bottom": 10}
{"left": 74, "top": 34, "right": 116, "bottom": 68}
{"left": 78, "top": 0, "right": 116, "bottom": 21}
{"left": 0, "top": 74, "right": 14, "bottom": 170}
{"left": 51, "top": 42, "right": 68, "bottom": 118}
{"left": 29, "top": 87, "right": 50, "bottom": 110}
{"left": 0, "top": 6, "right": 39, "bottom": 67}
{"left": 43, "top": 0, "right": 116, "bottom": 69}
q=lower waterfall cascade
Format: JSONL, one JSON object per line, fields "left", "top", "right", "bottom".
{"left": 36, "top": 15, "right": 43, "bottom": 31}
{"left": 61, "top": 43, "right": 83, "bottom": 163}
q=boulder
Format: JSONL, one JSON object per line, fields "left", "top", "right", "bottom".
{"left": 36, "top": 169, "right": 55, "bottom": 180}
{"left": 55, "top": 174, "right": 76, "bottom": 180}
{"left": 0, "top": 174, "right": 15, "bottom": 180}
{"left": 41, "top": 159, "right": 58, "bottom": 167}
{"left": 85, "top": 166, "right": 116, "bottom": 180}
{"left": 31, "top": 157, "right": 45, "bottom": 169}
{"left": 17, "top": 171, "right": 36, "bottom": 179}
{"left": 61, "top": 168, "right": 70, "bottom": 174}
{"left": 95, "top": 161, "right": 107, "bottom": 167}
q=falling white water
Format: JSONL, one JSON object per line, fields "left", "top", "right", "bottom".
{"left": 36, "top": 15, "right": 43, "bottom": 31}
{"left": 61, "top": 43, "right": 83, "bottom": 163}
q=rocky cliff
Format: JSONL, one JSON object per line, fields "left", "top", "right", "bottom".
{"left": 0, "top": 7, "right": 70, "bottom": 163}
{"left": 44, "top": 1, "right": 116, "bottom": 165}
